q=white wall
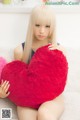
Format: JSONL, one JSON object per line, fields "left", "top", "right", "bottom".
{"left": 56, "top": 13, "right": 80, "bottom": 48}
{"left": 0, "top": 8, "right": 80, "bottom": 49}
{"left": 0, "top": 13, "right": 30, "bottom": 49}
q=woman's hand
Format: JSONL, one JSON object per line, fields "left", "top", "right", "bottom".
{"left": 48, "top": 43, "right": 60, "bottom": 50}
{"left": 48, "top": 43, "right": 66, "bottom": 56}
{"left": 0, "top": 80, "right": 10, "bottom": 98}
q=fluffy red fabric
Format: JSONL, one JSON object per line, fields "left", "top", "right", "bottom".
{"left": 1, "top": 45, "right": 68, "bottom": 109}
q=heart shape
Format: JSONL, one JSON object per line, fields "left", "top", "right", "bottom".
{"left": 1, "top": 45, "right": 68, "bottom": 109}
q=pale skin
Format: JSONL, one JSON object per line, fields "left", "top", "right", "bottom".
{"left": 14, "top": 24, "right": 66, "bottom": 120}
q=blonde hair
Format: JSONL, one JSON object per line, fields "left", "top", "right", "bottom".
{"left": 22, "top": 5, "right": 56, "bottom": 63}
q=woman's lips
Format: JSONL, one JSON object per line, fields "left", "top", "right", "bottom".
{"left": 38, "top": 35, "right": 45, "bottom": 38}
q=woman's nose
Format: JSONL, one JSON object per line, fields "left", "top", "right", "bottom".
{"left": 39, "top": 26, "right": 45, "bottom": 33}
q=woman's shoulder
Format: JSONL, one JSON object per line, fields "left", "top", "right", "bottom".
{"left": 14, "top": 44, "right": 23, "bottom": 60}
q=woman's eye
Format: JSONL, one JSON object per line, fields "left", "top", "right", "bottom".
{"left": 35, "top": 24, "right": 40, "bottom": 27}
{"left": 46, "top": 25, "right": 50, "bottom": 28}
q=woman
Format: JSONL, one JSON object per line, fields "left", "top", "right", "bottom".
{"left": 0, "top": 5, "right": 66, "bottom": 120}
{"left": 14, "top": 5, "right": 66, "bottom": 120}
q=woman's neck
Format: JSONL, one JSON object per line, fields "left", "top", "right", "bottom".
{"left": 32, "top": 39, "right": 49, "bottom": 52}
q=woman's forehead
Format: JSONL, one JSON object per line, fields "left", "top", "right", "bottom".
{"left": 34, "top": 14, "right": 51, "bottom": 25}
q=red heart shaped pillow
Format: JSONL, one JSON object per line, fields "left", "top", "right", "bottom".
{"left": 1, "top": 45, "right": 68, "bottom": 109}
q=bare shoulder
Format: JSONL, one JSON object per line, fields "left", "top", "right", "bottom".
{"left": 14, "top": 44, "right": 23, "bottom": 60}
{"left": 57, "top": 45, "right": 67, "bottom": 56}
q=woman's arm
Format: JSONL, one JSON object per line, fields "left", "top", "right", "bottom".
{"left": 14, "top": 44, "right": 23, "bottom": 60}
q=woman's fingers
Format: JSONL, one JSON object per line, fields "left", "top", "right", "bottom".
{"left": 1, "top": 81, "right": 7, "bottom": 88}
{"left": 0, "top": 80, "right": 10, "bottom": 98}
{"left": 5, "top": 91, "right": 10, "bottom": 97}
{"left": 1, "top": 81, "right": 9, "bottom": 89}
{"left": 48, "top": 44, "right": 59, "bottom": 50}
{"left": 4, "top": 84, "right": 10, "bottom": 93}
{"left": 1, "top": 80, "right": 10, "bottom": 93}
{"left": 1, "top": 91, "right": 10, "bottom": 98}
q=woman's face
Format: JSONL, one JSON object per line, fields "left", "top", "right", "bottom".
{"left": 33, "top": 23, "right": 50, "bottom": 41}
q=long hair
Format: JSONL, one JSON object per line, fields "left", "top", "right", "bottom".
{"left": 22, "top": 5, "right": 56, "bottom": 63}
